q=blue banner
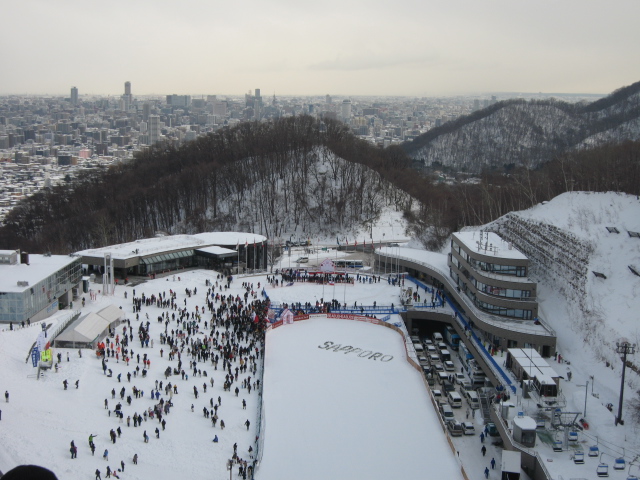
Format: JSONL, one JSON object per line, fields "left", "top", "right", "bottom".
{"left": 31, "top": 348, "right": 40, "bottom": 367}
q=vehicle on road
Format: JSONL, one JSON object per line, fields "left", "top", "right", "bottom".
{"left": 447, "top": 420, "right": 464, "bottom": 437}
{"left": 462, "top": 422, "right": 476, "bottom": 435}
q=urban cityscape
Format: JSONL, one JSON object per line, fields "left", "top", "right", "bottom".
{"left": 0, "top": 82, "right": 603, "bottom": 226}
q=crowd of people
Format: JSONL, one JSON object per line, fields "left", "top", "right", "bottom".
{"left": 80, "top": 273, "right": 268, "bottom": 479}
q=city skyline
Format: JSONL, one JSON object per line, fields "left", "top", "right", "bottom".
{"left": 1, "top": 0, "right": 639, "bottom": 97}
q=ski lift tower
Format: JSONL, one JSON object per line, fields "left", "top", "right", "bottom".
{"left": 550, "top": 409, "right": 581, "bottom": 451}
{"left": 103, "top": 253, "right": 115, "bottom": 296}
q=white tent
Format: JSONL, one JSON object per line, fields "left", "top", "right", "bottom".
{"left": 97, "top": 304, "right": 124, "bottom": 324}
{"left": 53, "top": 305, "right": 124, "bottom": 349}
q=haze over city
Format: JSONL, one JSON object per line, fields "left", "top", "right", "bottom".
{"left": 2, "top": 0, "right": 639, "bottom": 97}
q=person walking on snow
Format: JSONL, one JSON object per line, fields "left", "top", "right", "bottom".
{"left": 484, "top": 466, "right": 490, "bottom": 478}
{"left": 491, "top": 457, "right": 496, "bottom": 469}
{"left": 481, "top": 445, "right": 487, "bottom": 456}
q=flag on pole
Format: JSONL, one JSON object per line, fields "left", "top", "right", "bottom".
{"left": 236, "top": 239, "right": 239, "bottom": 250}
{"left": 337, "top": 236, "right": 340, "bottom": 246}
{"left": 346, "top": 239, "right": 349, "bottom": 246}
{"left": 254, "top": 238, "right": 256, "bottom": 248}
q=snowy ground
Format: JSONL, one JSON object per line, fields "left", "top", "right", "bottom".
{"left": 0, "top": 269, "right": 468, "bottom": 480}
{"left": 259, "top": 316, "right": 462, "bottom": 480}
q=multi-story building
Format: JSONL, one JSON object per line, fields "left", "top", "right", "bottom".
{"left": 148, "top": 115, "right": 160, "bottom": 145}
{"left": 0, "top": 250, "right": 82, "bottom": 324}
{"left": 448, "top": 231, "right": 538, "bottom": 320}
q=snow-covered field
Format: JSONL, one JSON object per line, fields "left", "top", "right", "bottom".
{"left": 259, "top": 316, "right": 461, "bottom": 480}
{"left": 1, "top": 269, "right": 465, "bottom": 480}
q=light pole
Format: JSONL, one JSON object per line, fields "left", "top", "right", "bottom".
{"left": 227, "top": 459, "right": 233, "bottom": 480}
{"left": 382, "top": 233, "right": 386, "bottom": 274}
{"left": 577, "top": 380, "right": 589, "bottom": 418}
{"left": 615, "top": 342, "right": 636, "bottom": 426}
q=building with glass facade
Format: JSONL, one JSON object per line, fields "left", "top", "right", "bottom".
{"left": 448, "top": 231, "right": 538, "bottom": 320}
{"left": 0, "top": 250, "right": 82, "bottom": 324}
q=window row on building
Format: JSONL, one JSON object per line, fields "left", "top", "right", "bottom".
{"left": 449, "top": 268, "right": 534, "bottom": 319}
{"left": 451, "top": 240, "right": 527, "bottom": 277}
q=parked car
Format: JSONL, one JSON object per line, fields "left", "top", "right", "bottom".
{"left": 442, "top": 380, "right": 455, "bottom": 393}
{"left": 432, "top": 389, "right": 442, "bottom": 399}
{"left": 443, "top": 360, "right": 455, "bottom": 371}
{"left": 454, "top": 372, "right": 466, "bottom": 384}
{"left": 463, "top": 389, "right": 480, "bottom": 409}
{"left": 462, "top": 422, "right": 476, "bottom": 435}
{"left": 486, "top": 422, "right": 499, "bottom": 437}
{"left": 440, "top": 403, "right": 455, "bottom": 421}
{"left": 295, "top": 257, "right": 309, "bottom": 263}
{"left": 447, "top": 420, "right": 464, "bottom": 437}
{"left": 460, "top": 379, "right": 473, "bottom": 391}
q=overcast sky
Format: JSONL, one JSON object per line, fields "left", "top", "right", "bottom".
{"left": 2, "top": 0, "right": 639, "bottom": 97}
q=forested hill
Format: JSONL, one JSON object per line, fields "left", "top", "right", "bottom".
{"left": 0, "top": 117, "right": 420, "bottom": 254}
{"left": 403, "top": 80, "right": 640, "bottom": 172}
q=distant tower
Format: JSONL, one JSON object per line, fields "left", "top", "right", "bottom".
{"left": 143, "top": 102, "right": 151, "bottom": 121}
{"left": 341, "top": 99, "right": 352, "bottom": 124}
{"left": 255, "top": 88, "right": 261, "bottom": 99}
{"left": 148, "top": 115, "right": 160, "bottom": 144}
{"left": 70, "top": 86, "right": 78, "bottom": 106}
{"left": 123, "top": 81, "right": 132, "bottom": 112}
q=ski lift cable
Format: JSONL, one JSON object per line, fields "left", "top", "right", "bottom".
{"left": 578, "top": 429, "right": 640, "bottom": 460}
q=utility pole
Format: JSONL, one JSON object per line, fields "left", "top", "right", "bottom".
{"left": 615, "top": 342, "right": 636, "bottom": 426}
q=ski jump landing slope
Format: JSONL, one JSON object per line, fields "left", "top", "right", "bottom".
{"left": 259, "top": 316, "right": 464, "bottom": 480}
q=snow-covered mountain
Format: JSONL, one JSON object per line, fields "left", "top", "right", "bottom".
{"left": 487, "top": 191, "right": 640, "bottom": 385}
{"left": 404, "top": 81, "right": 640, "bottom": 172}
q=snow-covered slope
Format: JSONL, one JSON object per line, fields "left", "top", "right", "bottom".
{"left": 489, "top": 191, "right": 640, "bottom": 400}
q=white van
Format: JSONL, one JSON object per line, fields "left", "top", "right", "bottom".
{"left": 464, "top": 390, "right": 480, "bottom": 409}
{"left": 440, "top": 403, "right": 455, "bottom": 421}
{"left": 295, "top": 257, "right": 309, "bottom": 263}
{"left": 447, "top": 391, "right": 463, "bottom": 408}
{"left": 433, "top": 332, "right": 444, "bottom": 343}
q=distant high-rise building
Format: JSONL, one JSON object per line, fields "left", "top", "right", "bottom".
{"left": 143, "top": 102, "right": 151, "bottom": 121}
{"left": 148, "top": 115, "right": 160, "bottom": 145}
{"left": 326, "top": 94, "right": 332, "bottom": 104}
{"left": 70, "top": 87, "right": 78, "bottom": 106}
{"left": 255, "top": 88, "right": 261, "bottom": 98}
{"left": 122, "top": 81, "right": 133, "bottom": 111}
{"left": 213, "top": 100, "right": 227, "bottom": 117}
{"left": 341, "top": 99, "right": 352, "bottom": 123}
{"left": 166, "top": 95, "right": 191, "bottom": 108}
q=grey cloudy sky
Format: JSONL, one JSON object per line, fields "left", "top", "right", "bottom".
{"left": 2, "top": 0, "right": 639, "bottom": 97}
